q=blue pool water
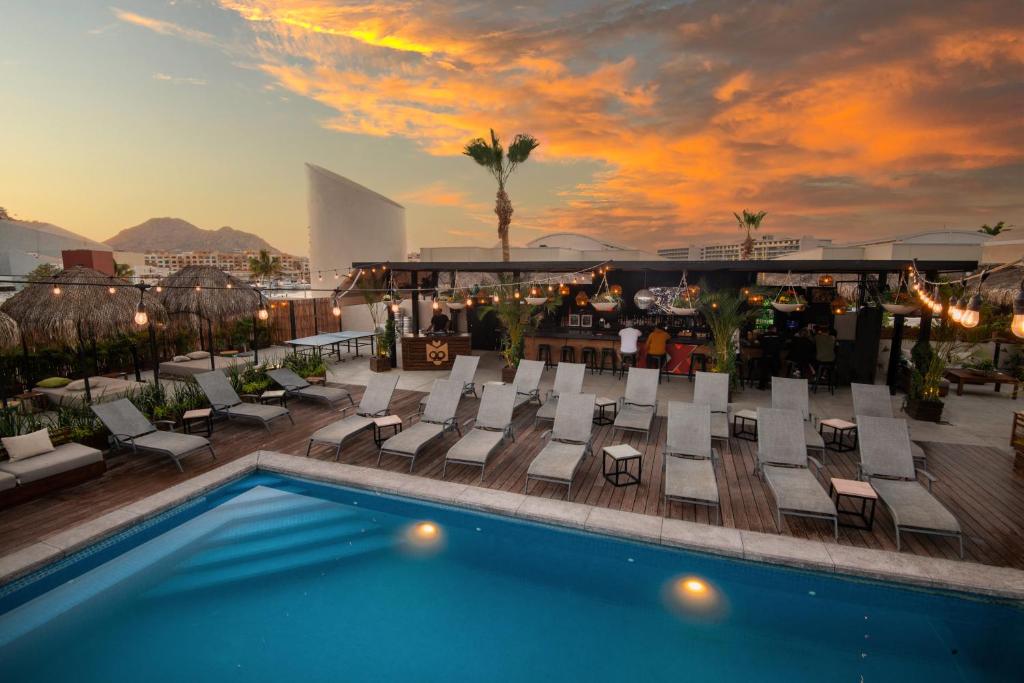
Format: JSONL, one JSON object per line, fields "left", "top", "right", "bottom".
{"left": 0, "top": 473, "right": 1021, "bottom": 682}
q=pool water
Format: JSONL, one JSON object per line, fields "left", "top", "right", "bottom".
{"left": 0, "top": 473, "right": 1020, "bottom": 682}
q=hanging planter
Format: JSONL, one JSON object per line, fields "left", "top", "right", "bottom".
{"left": 663, "top": 271, "right": 697, "bottom": 315}
{"left": 879, "top": 273, "right": 919, "bottom": 315}
{"left": 772, "top": 274, "right": 806, "bottom": 312}
{"left": 446, "top": 301, "right": 466, "bottom": 310}
{"left": 591, "top": 273, "right": 621, "bottom": 311}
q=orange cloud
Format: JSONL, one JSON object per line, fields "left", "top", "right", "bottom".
{"left": 112, "top": 8, "right": 214, "bottom": 43}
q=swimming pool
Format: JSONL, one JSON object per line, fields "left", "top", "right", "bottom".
{"left": 0, "top": 472, "right": 1020, "bottom": 682}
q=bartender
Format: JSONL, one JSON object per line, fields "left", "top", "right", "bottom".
{"left": 424, "top": 310, "right": 451, "bottom": 335}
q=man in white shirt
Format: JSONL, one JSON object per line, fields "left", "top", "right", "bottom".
{"left": 618, "top": 324, "right": 642, "bottom": 372}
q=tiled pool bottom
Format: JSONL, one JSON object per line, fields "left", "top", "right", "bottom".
{"left": 0, "top": 473, "right": 1020, "bottom": 682}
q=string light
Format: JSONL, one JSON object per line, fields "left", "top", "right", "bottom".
{"left": 52, "top": 285, "right": 61, "bottom": 295}
{"left": 195, "top": 285, "right": 202, "bottom": 292}
{"left": 948, "top": 296, "right": 963, "bottom": 323}
{"left": 107, "top": 285, "right": 116, "bottom": 294}
{"left": 1012, "top": 282, "right": 1024, "bottom": 338}
{"left": 133, "top": 287, "right": 148, "bottom": 326}
{"left": 226, "top": 283, "right": 232, "bottom": 289}
{"left": 960, "top": 293, "right": 981, "bottom": 328}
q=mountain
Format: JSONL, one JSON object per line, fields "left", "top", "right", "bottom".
{"left": 104, "top": 218, "right": 284, "bottom": 253}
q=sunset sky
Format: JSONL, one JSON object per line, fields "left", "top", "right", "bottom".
{"left": 2, "top": 1, "right": 1021, "bottom": 255}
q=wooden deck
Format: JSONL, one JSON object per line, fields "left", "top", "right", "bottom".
{"left": 2, "top": 383, "right": 1023, "bottom": 570}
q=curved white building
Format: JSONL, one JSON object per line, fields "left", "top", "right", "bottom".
{"left": 307, "top": 164, "right": 406, "bottom": 278}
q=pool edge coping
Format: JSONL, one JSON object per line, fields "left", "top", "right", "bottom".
{"left": 2, "top": 450, "right": 1022, "bottom": 602}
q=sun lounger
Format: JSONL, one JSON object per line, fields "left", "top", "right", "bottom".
{"left": 306, "top": 373, "right": 400, "bottom": 460}
{"left": 525, "top": 393, "right": 595, "bottom": 498}
{"left": 35, "top": 376, "right": 140, "bottom": 408}
{"left": 510, "top": 359, "right": 545, "bottom": 408}
{"left": 159, "top": 354, "right": 247, "bottom": 379}
{"left": 534, "top": 362, "right": 586, "bottom": 425}
{"left": 443, "top": 384, "right": 517, "bottom": 482}
{"left": 857, "top": 415, "right": 962, "bottom": 557}
{"left": 418, "top": 355, "right": 480, "bottom": 413}
{"left": 662, "top": 401, "right": 720, "bottom": 523}
{"left": 267, "top": 367, "right": 353, "bottom": 408}
{"left": 851, "top": 383, "right": 928, "bottom": 467}
{"left": 378, "top": 379, "right": 464, "bottom": 471}
{"left": 195, "top": 371, "right": 293, "bottom": 432}
{"left": 613, "top": 367, "right": 659, "bottom": 444}
{"left": 692, "top": 371, "right": 732, "bottom": 445}
{"left": 92, "top": 399, "right": 215, "bottom": 472}
{"left": 756, "top": 408, "right": 837, "bottom": 538}
{"left": 772, "top": 377, "right": 825, "bottom": 457}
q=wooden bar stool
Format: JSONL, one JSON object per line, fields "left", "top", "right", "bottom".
{"left": 537, "top": 344, "right": 554, "bottom": 368}
{"left": 581, "top": 346, "right": 599, "bottom": 374}
{"left": 560, "top": 345, "right": 576, "bottom": 363}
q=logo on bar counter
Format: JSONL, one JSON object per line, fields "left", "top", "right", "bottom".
{"left": 426, "top": 340, "right": 449, "bottom": 366}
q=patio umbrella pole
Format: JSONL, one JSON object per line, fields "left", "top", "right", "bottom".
{"left": 130, "top": 344, "right": 141, "bottom": 382}
{"left": 148, "top": 323, "right": 160, "bottom": 385}
{"left": 207, "top": 318, "right": 216, "bottom": 371}
{"left": 76, "top": 321, "right": 92, "bottom": 404}
{"left": 252, "top": 314, "right": 259, "bottom": 364}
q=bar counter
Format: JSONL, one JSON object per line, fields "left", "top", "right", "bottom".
{"left": 525, "top": 330, "right": 711, "bottom": 375}
{"left": 400, "top": 333, "right": 471, "bottom": 371}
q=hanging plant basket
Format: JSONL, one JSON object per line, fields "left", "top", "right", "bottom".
{"left": 592, "top": 301, "right": 618, "bottom": 312}
{"left": 772, "top": 302, "right": 803, "bottom": 313}
{"left": 446, "top": 302, "right": 466, "bottom": 310}
{"left": 882, "top": 303, "right": 918, "bottom": 315}
{"left": 525, "top": 297, "right": 548, "bottom": 306}
{"left": 667, "top": 306, "right": 697, "bottom": 316}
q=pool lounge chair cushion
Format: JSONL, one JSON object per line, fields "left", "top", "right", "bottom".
{"left": 224, "top": 402, "right": 290, "bottom": 422}
{"left": 527, "top": 441, "right": 588, "bottom": 481}
{"left": 869, "top": 478, "right": 960, "bottom": 534}
{"left": 446, "top": 428, "right": 505, "bottom": 465}
{"left": 762, "top": 465, "right": 836, "bottom": 517}
{"left": 380, "top": 422, "right": 446, "bottom": 456}
{"left": 1, "top": 428, "right": 54, "bottom": 461}
{"left": 0, "top": 442, "right": 103, "bottom": 484}
{"left": 311, "top": 416, "right": 375, "bottom": 444}
{"left": 132, "top": 431, "right": 212, "bottom": 458}
{"left": 614, "top": 404, "right": 655, "bottom": 432}
{"left": 664, "top": 457, "right": 718, "bottom": 504}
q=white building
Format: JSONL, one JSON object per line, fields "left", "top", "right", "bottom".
{"left": 306, "top": 164, "right": 406, "bottom": 278}
{"left": 777, "top": 230, "right": 989, "bottom": 262}
{"left": 419, "top": 232, "right": 662, "bottom": 263}
{"left": 658, "top": 235, "right": 830, "bottom": 261}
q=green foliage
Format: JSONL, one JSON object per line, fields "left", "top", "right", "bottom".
{"left": 477, "top": 275, "right": 556, "bottom": 368}
{"left": 27, "top": 263, "right": 61, "bottom": 282}
{"left": 698, "top": 287, "right": 757, "bottom": 386}
{"left": 0, "top": 407, "right": 45, "bottom": 439}
{"left": 908, "top": 337, "right": 959, "bottom": 403}
{"left": 113, "top": 261, "right": 134, "bottom": 278}
{"left": 375, "top": 318, "right": 396, "bottom": 359}
{"left": 281, "top": 353, "right": 327, "bottom": 378}
{"left": 978, "top": 221, "right": 1007, "bottom": 236}
{"left": 248, "top": 249, "right": 282, "bottom": 282}
{"left": 226, "top": 361, "right": 271, "bottom": 395}
{"left": 463, "top": 129, "right": 539, "bottom": 187}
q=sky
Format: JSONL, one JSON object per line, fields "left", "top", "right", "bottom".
{"left": 1, "top": 0, "right": 1022, "bottom": 256}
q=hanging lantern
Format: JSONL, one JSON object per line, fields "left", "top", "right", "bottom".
{"left": 633, "top": 288, "right": 655, "bottom": 310}
{"left": 1011, "top": 284, "right": 1024, "bottom": 338}
{"left": 831, "top": 296, "right": 849, "bottom": 315}
{"left": 513, "top": 289, "right": 521, "bottom": 300}
{"left": 432, "top": 300, "right": 440, "bottom": 310}
{"left": 818, "top": 274, "right": 835, "bottom": 287}
{"left": 257, "top": 304, "right": 269, "bottom": 321}
{"left": 133, "top": 298, "right": 148, "bottom": 326}
{"left": 575, "top": 290, "right": 590, "bottom": 307}
{"left": 741, "top": 287, "right": 750, "bottom": 297}
{"left": 530, "top": 286, "right": 540, "bottom": 297}
{"left": 391, "top": 303, "right": 400, "bottom": 313}
{"left": 559, "top": 283, "right": 570, "bottom": 296}
{"left": 610, "top": 284, "right": 623, "bottom": 296}
{"left": 687, "top": 285, "right": 701, "bottom": 298}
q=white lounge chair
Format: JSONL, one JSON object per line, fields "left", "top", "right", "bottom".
{"left": 534, "top": 362, "right": 586, "bottom": 426}
{"left": 857, "top": 415, "right": 963, "bottom": 557}
{"left": 613, "top": 367, "right": 659, "bottom": 444}
{"left": 306, "top": 374, "right": 400, "bottom": 460}
{"left": 267, "top": 368, "right": 353, "bottom": 408}
{"left": 772, "top": 377, "right": 825, "bottom": 457}
{"left": 378, "top": 379, "right": 463, "bottom": 471}
{"left": 756, "top": 407, "right": 838, "bottom": 539}
{"left": 418, "top": 354, "right": 480, "bottom": 413}
{"left": 851, "top": 383, "right": 928, "bottom": 467}
{"left": 693, "top": 371, "right": 732, "bottom": 445}
{"left": 662, "top": 401, "right": 720, "bottom": 523}
{"left": 195, "top": 371, "right": 293, "bottom": 432}
{"left": 92, "top": 399, "right": 215, "bottom": 472}
{"left": 525, "top": 393, "right": 595, "bottom": 498}
{"left": 443, "top": 383, "right": 517, "bottom": 481}
{"left": 510, "top": 359, "right": 545, "bottom": 408}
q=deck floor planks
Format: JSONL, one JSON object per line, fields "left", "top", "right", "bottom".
{"left": 1, "top": 382, "right": 1022, "bottom": 572}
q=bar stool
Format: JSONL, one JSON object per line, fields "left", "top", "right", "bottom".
{"left": 560, "top": 345, "right": 576, "bottom": 363}
{"left": 646, "top": 353, "right": 669, "bottom": 384}
{"left": 581, "top": 346, "right": 599, "bottom": 374}
{"left": 537, "top": 344, "right": 554, "bottom": 368}
{"left": 599, "top": 348, "right": 617, "bottom": 375}
{"left": 687, "top": 353, "right": 708, "bottom": 381}
{"left": 813, "top": 361, "right": 836, "bottom": 395}
{"left": 618, "top": 352, "right": 637, "bottom": 379}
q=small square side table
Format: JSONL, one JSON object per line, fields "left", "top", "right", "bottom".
{"left": 260, "top": 389, "right": 288, "bottom": 407}
{"left": 829, "top": 477, "right": 878, "bottom": 530}
{"left": 183, "top": 408, "right": 214, "bottom": 436}
{"left": 594, "top": 396, "right": 618, "bottom": 425}
{"left": 373, "top": 415, "right": 403, "bottom": 447}
{"left": 732, "top": 409, "right": 758, "bottom": 441}
{"left": 603, "top": 444, "right": 642, "bottom": 487}
{"left": 819, "top": 418, "right": 858, "bottom": 452}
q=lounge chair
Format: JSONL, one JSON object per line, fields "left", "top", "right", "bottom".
{"left": 92, "top": 399, "right": 215, "bottom": 472}
{"left": 267, "top": 367, "right": 353, "bottom": 408}
{"left": 195, "top": 371, "right": 293, "bottom": 432}
{"left": 510, "top": 359, "right": 545, "bottom": 408}
{"left": 306, "top": 373, "right": 400, "bottom": 460}
{"left": 613, "top": 367, "right": 659, "bottom": 444}
{"left": 692, "top": 371, "right": 732, "bottom": 445}
{"left": 662, "top": 401, "right": 720, "bottom": 523}
{"left": 443, "top": 383, "right": 517, "bottom": 482}
{"left": 418, "top": 355, "right": 480, "bottom": 413}
{"left": 534, "top": 362, "right": 586, "bottom": 426}
{"left": 378, "top": 379, "right": 464, "bottom": 471}
{"left": 851, "top": 383, "right": 928, "bottom": 467}
{"left": 772, "top": 377, "right": 825, "bottom": 457}
{"left": 755, "top": 408, "right": 837, "bottom": 539}
{"left": 857, "top": 415, "right": 963, "bottom": 557}
{"left": 525, "top": 393, "right": 596, "bottom": 498}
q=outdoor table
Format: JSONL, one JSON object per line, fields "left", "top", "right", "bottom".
{"left": 819, "top": 418, "right": 858, "bottom": 452}
{"left": 373, "top": 415, "right": 403, "bottom": 447}
{"left": 14, "top": 390, "right": 46, "bottom": 414}
{"left": 284, "top": 330, "right": 377, "bottom": 362}
{"left": 594, "top": 396, "right": 618, "bottom": 425}
{"left": 943, "top": 368, "right": 1019, "bottom": 399}
{"left": 260, "top": 389, "right": 288, "bottom": 407}
{"left": 182, "top": 408, "right": 213, "bottom": 437}
{"left": 603, "top": 444, "right": 642, "bottom": 487}
{"left": 829, "top": 477, "right": 878, "bottom": 530}
{"left": 732, "top": 409, "right": 758, "bottom": 441}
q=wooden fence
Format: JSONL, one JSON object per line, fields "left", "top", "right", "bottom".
{"left": 263, "top": 297, "right": 346, "bottom": 344}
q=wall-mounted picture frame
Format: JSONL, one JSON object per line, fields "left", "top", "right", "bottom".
{"left": 580, "top": 314, "right": 593, "bottom": 328}
{"left": 568, "top": 314, "right": 580, "bottom": 327}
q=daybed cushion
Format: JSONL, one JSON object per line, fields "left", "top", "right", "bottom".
{"left": 447, "top": 429, "right": 505, "bottom": 465}
{"left": 762, "top": 465, "right": 836, "bottom": 517}
{"left": 870, "top": 479, "right": 960, "bottom": 533}
{"left": 187, "top": 351, "right": 211, "bottom": 360}
{"left": 172, "top": 355, "right": 191, "bottom": 362}
{"left": 527, "top": 441, "right": 588, "bottom": 482}
{"left": 66, "top": 378, "right": 88, "bottom": 392}
{"left": 1, "top": 429, "right": 54, "bottom": 461}
{"left": 0, "top": 442, "right": 103, "bottom": 484}
{"left": 0, "top": 471, "right": 16, "bottom": 492}
{"left": 36, "top": 377, "right": 72, "bottom": 388}
{"left": 665, "top": 456, "right": 719, "bottom": 505}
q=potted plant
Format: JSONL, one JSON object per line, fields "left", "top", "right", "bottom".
{"left": 667, "top": 294, "right": 697, "bottom": 316}
{"left": 904, "top": 337, "right": 956, "bottom": 421}
{"left": 479, "top": 276, "right": 557, "bottom": 382}
{"left": 699, "top": 287, "right": 757, "bottom": 389}
{"left": 524, "top": 285, "right": 549, "bottom": 306}
{"left": 771, "top": 289, "right": 806, "bottom": 313}
{"left": 592, "top": 292, "right": 621, "bottom": 312}
{"left": 370, "top": 318, "right": 395, "bottom": 372}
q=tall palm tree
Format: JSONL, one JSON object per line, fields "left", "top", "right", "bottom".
{"left": 248, "top": 249, "right": 282, "bottom": 285}
{"left": 734, "top": 209, "right": 767, "bottom": 259}
{"left": 464, "top": 129, "right": 540, "bottom": 261}
{"left": 978, "top": 221, "right": 1009, "bottom": 236}
{"left": 113, "top": 261, "right": 134, "bottom": 279}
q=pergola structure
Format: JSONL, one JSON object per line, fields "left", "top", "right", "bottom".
{"left": 355, "top": 258, "right": 979, "bottom": 389}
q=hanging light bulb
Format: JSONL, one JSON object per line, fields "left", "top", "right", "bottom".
{"left": 332, "top": 302, "right": 342, "bottom": 317}
{"left": 466, "top": 297, "right": 473, "bottom": 307}
{"left": 492, "top": 294, "right": 500, "bottom": 303}
{"left": 391, "top": 302, "right": 400, "bottom": 313}
{"left": 1011, "top": 283, "right": 1024, "bottom": 338}
{"left": 513, "top": 289, "right": 521, "bottom": 299}
{"left": 155, "top": 285, "right": 163, "bottom": 293}
{"left": 948, "top": 297, "right": 963, "bottom": 324}
{"left": 52, "top": 284, "right": 61, "bottom": 295}
{"left": 134, "top": 300, "right": 148, "bottom": 326}
{"left": 547, "top": 284, "right": 554, "bottom": 293}
{"left": 818, "top": 274, "right": 835, "bottom": 287}
{"left": 559, "top": 283, "right": 570, "bottom": 296}
{"left": 610, "top": 284, "right": 623, "bottom": 296}
{"left": 432, "top": 300, "right": 440, "bottom": 310}
{"left": 257, "top": 302, "right": 269, "bottom": 320}
{"left": 960, "top": 293, "right": 982, "bottom": 328}
{"left": 334, "top": 271, "right": 339, "bottom": 280}
{"left": 195, "top": 285, "right": 202, "bottom": 292}
{"left": 226, "top": 283, "right": 232, "bottom": 289}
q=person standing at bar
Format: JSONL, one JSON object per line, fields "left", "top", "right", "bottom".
{"left": 618, "top": 322, "right": 642, "bottom": 371}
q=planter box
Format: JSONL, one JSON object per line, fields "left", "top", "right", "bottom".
{"left": 501, "top": 366, "right": 518, "bottom": 383}
{"left": 905, "top": 398, "right": 944, "bottom": 422}
{"left": 369, "top": 357, "right": 391, "bottom": 373}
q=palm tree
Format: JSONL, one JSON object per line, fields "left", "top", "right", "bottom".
{"left": 113, "top": 261, "right": 134, "bottom": 279}
{"left": 464, "top": 129, "right": 540, "bottom": 261}
{"left": 733, "top": 209, "right": 767, "bottom": 259}
{"left": 978, "top": 221, "right": 1009, "bottom": 236}
{"left": 248, "top": 249, "right": 282, "bottom": 285}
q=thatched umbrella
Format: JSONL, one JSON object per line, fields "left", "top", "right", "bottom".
{"left": 0, "top": 311, "right": 20, "bottom": 407}
{"left": 978, "top": 265, "right": 1024, "bottom": 307}
{"left": 156, "top": 266, "right": 260, "bottom": 369}
{"left": 1, "top": 266, "right": 168, "bottom": 402}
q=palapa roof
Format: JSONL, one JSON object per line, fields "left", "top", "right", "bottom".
{"left": 0, "top": 266, "right": 167, "bottom": 348}
{"left": 978, "top": 265, "right": 1024, "bottom": 307}
{"left": 0, "top": 310, "right": 20, "bottom": 349}
{"left": 156, "top": 265, "right": 259, "bottom": 325}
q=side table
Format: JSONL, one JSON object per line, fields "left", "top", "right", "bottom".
{"left": 829, "top": 477, "right": 878, "bottom": 530}
{"left": 603, "top": 444, "right": 642, "bottom": 487}
{"left": 732, "top": 409, "right": 758, "bottom": 441}
{"left": 183, "top": 408, "right": 214, "bottom": 437}
{"left": 819, "top": 418, "right": 857, "bottom": 452}
{"left": 373, "top": 415, "right": 403, "bottom": 447}
{"left": 594, "top": 396, "right": 618, "bottom": 425}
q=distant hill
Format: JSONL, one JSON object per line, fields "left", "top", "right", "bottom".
{"left": 104, "top": 217, "right": 284, "bottom": 253}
